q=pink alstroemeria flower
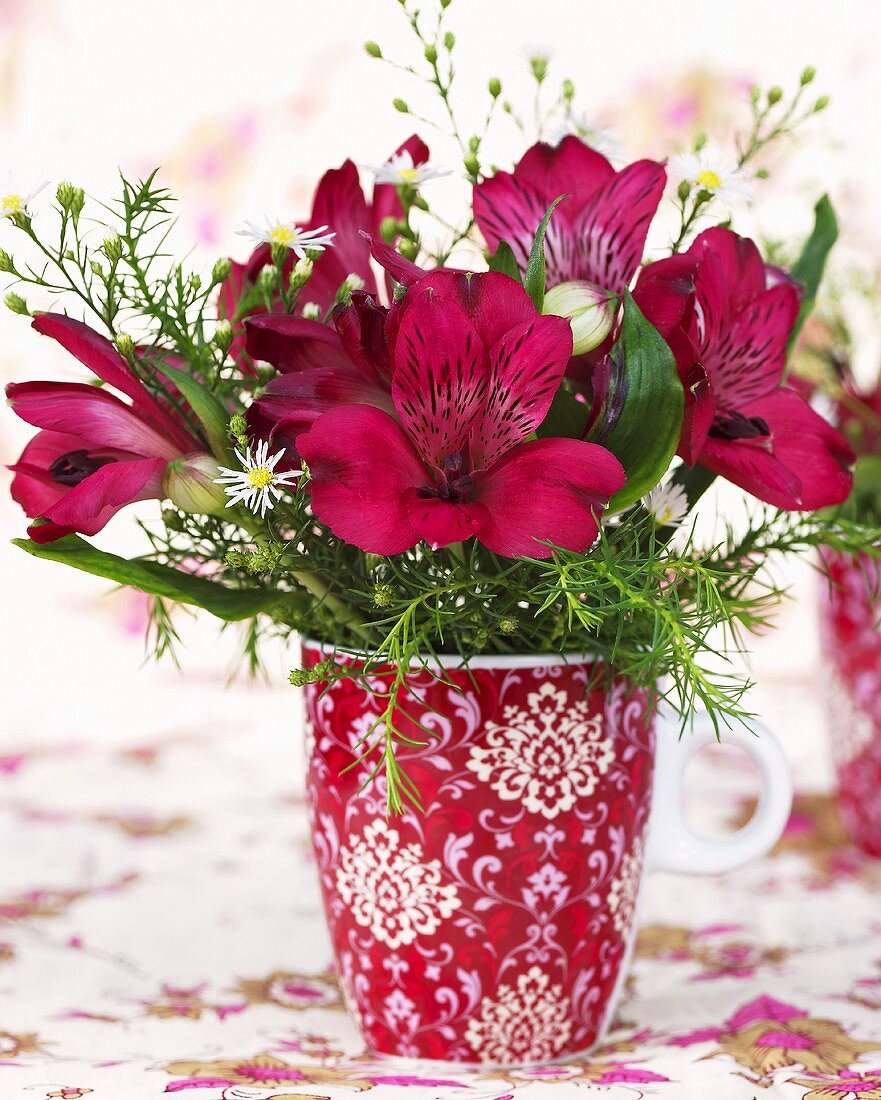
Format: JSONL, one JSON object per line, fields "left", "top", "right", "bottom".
{"left": 296, "top": 271, "right": 625, "bottom": 558}
{"left": 7, "top": 315, "right": 201, "bottom": 543}
{"left": 473, "top": 135, "right": 666, "bottom": 296}
{"left": 218, "top": 136, "right": 430, "bottom": 370}
{"left": 633, "top": 227, "right": 854, "bottom": 510}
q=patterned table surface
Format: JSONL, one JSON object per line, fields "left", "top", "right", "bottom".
{"left": 2, "top": 664, "right": 881, "bottom": 1100}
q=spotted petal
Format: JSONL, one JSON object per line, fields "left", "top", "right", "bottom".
{"left": 469, "top": 314, "right": 573, "bottom": 469}
{"left": 702, "top": 283, "right": 801, "bottom": 408}
{"left": 391, "top": 293, "right": 489, "bottom": 468}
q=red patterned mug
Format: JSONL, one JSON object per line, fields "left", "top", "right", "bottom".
{"left": 302, "top": 642, "right": 792, "bottom": 1065}
{"left": 819, "top": 549, "right": 881, "bottom": 857}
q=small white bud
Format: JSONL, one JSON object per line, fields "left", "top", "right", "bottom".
{"left": 542, "top": 280, "right": 618, "bottom": 355}
{"left": 162, "top": 453, "right": 227, "bottom": 515}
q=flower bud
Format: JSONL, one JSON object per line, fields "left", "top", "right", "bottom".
{"left": 228, "top": 413, "right": 249, "bottom": 448}
{"left": 103, "top": 235, "right": 123, "bottom": 263}
{"left": 0, "top": 249, "right": 15, "bottom": 273}
{"left": 392, "top": 98, "right": 409, "bottom": 114}
{"left": 114, "top": 332, "right": 135, "bottom": 359}
{"left": 302, "top": 302, "right": 321, "bottom": 320}
{"left": 464, "top": 152, "right": 480, "bottom": 177}
{"left": 289, "top": 255, "right": 313, "bottom": 290}
{"left": 380, "top": 215, "right": 400, "bottom": 243}
{"left": 424, "top": 43, "right": 438, "bottom": 64}
{"left": 212, "top": 319, "right": 233, "bottom": 353}
{"left": 364, "top": 40, "right": 382, "bottom": 58}
{"left": 211, "top": 256, "right": 232, "bottom": 283}
{"left": 56, "top": 181, "right": 85, "bottom": 217}
{"left": 767, "top": 85, "right": 783, "bottom": 105}
{"left": 341, "top": 272, "right": 365, "bottom": 295}
{"left": 488, "top": 77, "right": 502, "bottom": 98}
{"left": 529, "top": 54, "right": 549, "bottom": 84}
{"left": 542, "top": 280, "right": 618, "bottom": 354}
{"left": 562, "top": 79, "right": 575, "bottom": 100}
{"left": 443, "top": 31, "right": 455, "bottom": 49}
{"left": 257, "top": 264, "right": 277, "bottom": 293}
{"left": 4, "top": 291, "right": 28, "bottom": 315}
{"left": 800, "top": 65, "right": 816, "bottom": 85}
{"left": 162, "top": 453, "right": 227, "bottom": 515}
{"left": 813, "top": 95, "right": 829, "bottom": 113}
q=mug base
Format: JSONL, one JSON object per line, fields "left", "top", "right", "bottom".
{"left": 358, "top": 1035, "right": 608, "bottom": 1072}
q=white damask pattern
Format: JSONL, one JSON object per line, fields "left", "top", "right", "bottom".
{"left": 335, "top": 819, "right": 461, "bottom": 948}
{"left": 466, "top": 680, "right": 615, "bottom": 819}
{"left": 607, "top": 835, "right": 645, "bottom": 934}
{"left": 465, "top": 966, "right": 573, "bottom": 1064}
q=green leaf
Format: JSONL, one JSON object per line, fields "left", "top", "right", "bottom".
{"left": 523, "top": 195, "right": 566, "bottom": 311}
{"left": 14, "top": 535, "right": 285, "bottom": 621}
{"left": 536, "top": 383, "right": 590, "bottom": 439}
{"left": 788, "top": 194, "right": 838, "bottom": 354}
{"left": 150, "top": 358, "right": 235, "bottom": 463}
{"left": 487, "top": 241, "right": 522, "bottom": 282}
{"left": 602, "top": 291, "right": 684, "bottom": 511}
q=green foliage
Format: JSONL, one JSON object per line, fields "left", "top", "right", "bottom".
{"left": 601, "top": 293, "right": 685, "bottom": 510}
{"left": 523, "top": 196, "right": 566, "bottom": 311}
{"left": 487, "top": 241, "right": 521, "bottom": 281}
{"left": 788, "top": 195, "right": 838, "bottom": 354}
{"left": 14, "top": 535, "right": 293, "bottom": 621}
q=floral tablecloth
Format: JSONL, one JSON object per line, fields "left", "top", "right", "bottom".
{"left": 2, "top": 660, "right": 881, "bottom": 1100}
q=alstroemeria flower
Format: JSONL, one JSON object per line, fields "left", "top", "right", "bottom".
{"left": 634, "top": 228, "right": 854, "bottom": 510}
{"left": 245, "top": 290, "right": 395, "bottom": 455}
{"left": 7, "top": 315, "right": 202, "bottom": 543}
{"left": 217, "top": 135, "right": 431, "bottom": 372}
{"left": 473, "top": 135, "right": 666, "bottom": 296}
{"left": 296, "top": 271, "right": 625, "bottom": 558}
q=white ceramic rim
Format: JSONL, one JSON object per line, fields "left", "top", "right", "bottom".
{"left": 300, "top": 635, "right": 601, "bottom": 670}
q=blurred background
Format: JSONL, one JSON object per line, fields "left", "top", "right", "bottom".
{"left": 3, "top": 0, "right": 881, "bottom": 789}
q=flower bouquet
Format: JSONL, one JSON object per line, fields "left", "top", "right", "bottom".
{"left": 794, "top": 276, "right": 881, "bottom": 856}
{"left": 3, "top": 1, "right": 876, "bottom": 1064}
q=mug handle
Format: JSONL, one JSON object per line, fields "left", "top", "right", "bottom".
{"left": 647, "top": 709, "right": 793, "bottom": 875}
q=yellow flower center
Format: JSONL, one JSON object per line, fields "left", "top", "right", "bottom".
{"left": 397, "top": 167, "right": 419, "bottom": 183}
{"left": 697, "top": 169, "right": 722, "bottom": 191}
{"left": 247, "top": 467, "right": 274, "bottom": 490}
{"left": 657, "top": 506, "right": 673, "bottom": 523}
{"left": 269, "top": 224, "right": 296, "bottom": 246}
{"left": 1, "top": 193, "right": 23, "bottom": 213}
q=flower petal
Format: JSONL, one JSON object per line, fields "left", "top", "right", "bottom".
{"left": 469, "top": 314, "right": 573, "bottom": 469}
{"left": 691, "top": 227, "right": 769, "bottom": 315}
{"left": 403, "top": 490, "right": 489, "bottom": 550}
{"left": 391, "top": 292, "right": 488, "bottom": 467}
{"left": 308, "top": 159, "right": 377, "bottom": 292}
{"left": 472, "top": 437, "right": 625, "bottom": 558}
{"left": 699, "top": 388, "right": 854, "bottom": 510}
{"left": 31, "top": 314, "right": 196, "bottom": 452}
{"left": 513, "top": 136, "right": 616, "bottom": 210}
{"left": 572, "top": 159, "right": 666, "bottom": 292}
{"left": 362, "top": 232, "right": 427, "bottom": 287}
{"left": 703, "top": 283, "right": 801, "bottom": 407}
{"left": 28, "top": 456, "right": 166, "bottom": 543}
{"left": 473, "top": 169, "right": 569, "bottom": 280}
{"left": 245, "top": 314, "right": 351, "bottom": 374}
{"left": 332, "top": 291, "right": 392, "bottom": 386}
{"left": 297, "top": 406, "right": 427, "bottom": 554}
{"left": 6, "top": 381, "right": 181, "bottom": 460}
{"left": 8, "top": 429, "right": 87, "bottom": 520}
{"left": 249, "top": 366, "right": 395, "bottom": 446}
{"left": 632, "top": 254, "right": 698, "bottom": 343}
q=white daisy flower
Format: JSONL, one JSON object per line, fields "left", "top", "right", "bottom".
{"left": 1, "top": 173, "right": 49, "bottom": 218}
{"left": 370, "top": 150, "right": 451, "bottom": 189}
{"left": 215, "top": 440, "right": 302, "bottom": 518}
{"left": 236, "top": 218, "right": 335, "bottom": 257}
{"left": 643, "top": 482, "right": 690, "bottom": 529}
{"left": 669, "top": 151, "right": 753, "bottom": 207}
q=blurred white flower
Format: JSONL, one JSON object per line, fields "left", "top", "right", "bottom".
{"left": 1, "top": 173, "right": 48, "bottom": 218}
{"left": 236, "top": 218, "right": 335, "bottom": 257}
{"left": 370, "top": 150, "right": 451, "bottom": 188}
{"left": 643, "top": 482, "right": 689, "bottom": 528}
{"left": 669, "top": 151, "right": 752, "bottom": 207}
